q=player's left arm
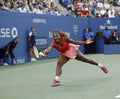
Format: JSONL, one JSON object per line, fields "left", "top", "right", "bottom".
{"left": 65, "top": 36, "right": 93, "bottom": 45}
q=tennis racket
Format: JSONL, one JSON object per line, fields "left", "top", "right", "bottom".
{"left": 33, "top": 45, "right": 40, "bottom": 59}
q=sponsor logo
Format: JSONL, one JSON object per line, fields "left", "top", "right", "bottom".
{"left": 36, "top": 38, "right": 47, "bottom": 45}
{"left": 73, "top": 25, "right": 78, "bottom": 35}
{"left": 16, "top": 58, "right": 25, "bottom": 64}
{"left": 33, "top": 18, "right": 46, "bottom": 24}
{"left": 49, "top": 32, "right": 53, "bottom": 38}
{"left": 100, "top": 19, "right": 118, "bottom": 30}
{"left": 0, "top": 27, "right": 18, "bottom": 38}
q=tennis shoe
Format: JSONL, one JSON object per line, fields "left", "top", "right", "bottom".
{"left": 100, "top": 66, "right": 108, "bottom": 73}
{"left": 31, "top": 58, "right": 36, "bottom": 62}
{"left": 51, "top": 79, "right": 61, "bottom": 87}
{"left": 3, "top": 63, "right": 8, "bottom": 66}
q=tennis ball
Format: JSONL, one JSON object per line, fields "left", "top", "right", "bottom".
{"left": 39, "top": 52, "right": 44, "bottom": 56}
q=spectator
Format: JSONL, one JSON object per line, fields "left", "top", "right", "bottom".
{"left": 75, "top": 5, "right": 82, "bottom": 17}
{"left": 97, "top": 0, "right": 104, "bottom": 9}
{"left": 108, "top": 7, "right": 115, "bottom": 18}
{"left": 100, "top": 7, "right": 108, "bottom": 17}
{"left": 112, "top": 0, "right": 118, "bottom": 6}
{"left": 111, "top": 30, "right": 119, "bottom": 44}
{"left": 88, "top": 27, "right": 96, "bottom": 53}
{"left": 18, "top": 3, "right": 27, "bottom": 13}
{"left": 84, "top": 27, "right": 96, "bottom": 54}
{"left": 0, "top": 0, "right": 5, "bottom": 8}
{"left": 94, "top": 7, "right": 100, "bottom": 17}
{"left": 33, "top": 4, "right": 43, "bottom": 14}
{"left": 104, "top": 0, "right": 110, "bottom": 11}
{"left": 11, "top": 3, "right": 18, "bottom": 12}
{"left": 114, "top": 8, "right": 120, "bottom": 17}
{"left": 80, "top": 5, "right": 89, "bottom": 17}
{"left": 74, "top": 0, "right": 83, "bottom": 8}
{"left": 49, "top": 7, "right": 57, "bottom": 15}
{"left": 18, "top": 0, "right": 33, "bottom": 13}
{"left": 0, "top": 36, "right": 19, "bottom": 66}
{"left": 87, "top": 6, "right": 94, "bottom": 18}
{"left": 66, "top": 9, "right": 76, "bottom": 17}
{"left": 49, "top": 1, "right": 56, "bottom": 9}
{"left": 118, "top": 0, "right": 120, "bottom": 6}
{"left": 55, "top": 7, "right": 62, "bottom": 16}
{"left": 103, "top": 27, "right": 111, "bottom": 44}
{"left": 83, "top": 28, "right": 91, "bottom": 54}
{"left": 28, "top": 27, "right": 36, "bottom": 62}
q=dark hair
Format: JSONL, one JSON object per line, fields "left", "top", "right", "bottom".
{"left": 52, "top": 30, "right": 60, "bottom": 34}
{"left": 31, "top": 27, "right": 34, "bottom": 30}
{"left": 88, "top": 27, "right": 92, "bottom": 32}
{"left": 52, "top": 30, "right": 65, "bottom": 37}
{"left": 105, "top": 27, "right": 108, "bottom": 30}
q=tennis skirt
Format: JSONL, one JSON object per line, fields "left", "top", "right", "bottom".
{"left": 62, "top": 43, "right": 80, "bottom": 59}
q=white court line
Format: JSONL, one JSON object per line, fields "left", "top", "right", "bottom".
{"left": 113, "top": 95, "right": 120, "bottom": 99}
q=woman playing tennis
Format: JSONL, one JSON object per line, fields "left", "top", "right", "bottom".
{"left": 42, "top": 30, "right": 108, "bottom": 87}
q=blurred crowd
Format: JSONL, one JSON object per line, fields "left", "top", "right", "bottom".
{"left": 59, "top": 0, "right": 120, "bottom": 17}
{"left": 0, "top": 0, "right": 120, "bottom": 17}
{"left": 0, "top": 0, "right": 62, "bottom": 16}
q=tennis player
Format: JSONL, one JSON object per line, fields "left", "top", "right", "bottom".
{"left": 42, "top": 30, "right": 108, "bottom": 87}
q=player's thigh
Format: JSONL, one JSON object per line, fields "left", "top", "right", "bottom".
{"left": 57, "top": 55, "right": 70, "bottom": 65}
{"left": 75, "top": 51, "right": 89, "bottom": 61}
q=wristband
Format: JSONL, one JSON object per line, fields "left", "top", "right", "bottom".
{"left": 43, "top": 49, "right": 47, "bottom": 55}
{"left": 82, "top": 41, "right": 87, "bottom": 45}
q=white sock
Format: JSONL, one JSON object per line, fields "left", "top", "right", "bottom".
{"left": 98, "top": 63, "right": 103, "bottom": 67}
{"left": 55, "top": 76, "right": 60, "bottom": 81}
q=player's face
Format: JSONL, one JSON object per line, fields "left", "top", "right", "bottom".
{"left": 53, "top": 33, "right": 61, "bottom": 42}
{"left": 31, "top": 28, "right": 35, "bottom": 32}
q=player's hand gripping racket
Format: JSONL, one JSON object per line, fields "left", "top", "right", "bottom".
{"left": 39, "top": 52, "right": 45, "bottom": 57}
{"left": 33, "top": 46, "right": 45, "bottom": 59}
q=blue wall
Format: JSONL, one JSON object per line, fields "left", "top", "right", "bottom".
{"left": 89, "top": 18, "right": 120, "bottom": 35}
{"left": 0, "top": 11, "right": 120, "bottom": 65}
{"left": 0, "top": 11, "right": 88, "bottom": 64}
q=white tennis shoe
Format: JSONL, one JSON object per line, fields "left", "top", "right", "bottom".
{"left": 31, "top": 58, "right": 36, "bottom": 62}
{"left": 3, "top": 63, "right": 8, "bottom": 66}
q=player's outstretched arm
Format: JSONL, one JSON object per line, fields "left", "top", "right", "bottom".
{"left": 66, "top": 36, "right": 93, "bottom": 45}
{"left": 85, "top": 39, "right": 93, "bottom": 44}
{"left": 43, "top": 42, "right": 54, "bottom": 55}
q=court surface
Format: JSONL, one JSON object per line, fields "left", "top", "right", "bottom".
{"left": 0, "top": 54, "right": 120, "bottom": 99}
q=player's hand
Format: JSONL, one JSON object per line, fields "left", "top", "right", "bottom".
{"left": 39, "top": 52, "right": 45, "bottom": 57}
{"left": 86, "top": 39, "right": 93, "bottom": 44}
{"left": 39, "top": 50, "right": 47, "bottom": 57}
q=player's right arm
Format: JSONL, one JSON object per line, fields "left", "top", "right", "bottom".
{"left": 43, "top": 42, "right": 54, "bottom": 55}
{"left": 28, "top": 32, "right": 32, "bottom": 44}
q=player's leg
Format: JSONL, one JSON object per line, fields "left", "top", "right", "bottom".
{"left": 9, "top": 50, "right": 17, "bottom": 65}
{"left": 0, "top": 48, "right": 4, "bottom": 65}
{"left": 3, "top": 53, "right": 9, "bottom": 65}
{"left": 3, "top": 48, "right": 9, "bottom": 65}
{"left": 30, "top": 46, "right": 36, "bottom": 61}
{"left": 56, "top": 55, "right": 70, "bottom": 76}
{"left": 52, "top": 55, "right": 70, "bottom": 86}
{"left": 75, "top": 51, "right": 108, "bottom": 73}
